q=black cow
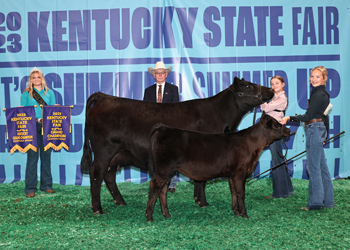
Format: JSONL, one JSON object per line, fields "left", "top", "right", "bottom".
{"left": 146, "top": 113, "right": 291, "bottom": 222}
{"left": 80, "top": 77, "right": 274, "bottom": 214}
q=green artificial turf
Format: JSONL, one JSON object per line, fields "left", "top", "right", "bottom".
{"left": 0, "top": 178, "right": 349, "bottom": 249}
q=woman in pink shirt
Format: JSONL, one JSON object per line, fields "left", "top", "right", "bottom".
{"left": 260, "top": 76, "right": 294, "bottom": 198}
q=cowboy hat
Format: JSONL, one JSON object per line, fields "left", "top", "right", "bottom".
{"left": 148, "top": 61, "right": 172, "bottom": 76}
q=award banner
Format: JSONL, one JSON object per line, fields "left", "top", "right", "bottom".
{"left": 0, "top": 0, "right": 349, "bottom": 185}
{"left": 43, "top": 106, "right": 71, "bottom": 151}
{"left": 5, "top": 107, "right": 37, "bottom": 154}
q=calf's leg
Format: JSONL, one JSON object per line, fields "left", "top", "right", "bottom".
{"left": 146, "top": 176, "right": 169, "bottom": 222}
{"left": 233, "top": 176, "right": 249, "bottom": 219}
{"left": 228, "top": 177, "right": 240, "bottom": 216}
{"left": 159, "top": 179, "right": 171, "bottom": 218}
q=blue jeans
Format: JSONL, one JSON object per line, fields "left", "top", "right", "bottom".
{"left": 168, "top": 174, "right": 177, "bottom": 189}
{"left": 25, "top": 122, "right": 53, "bottom": 195}
{"left": 270, "top": 139, "right": 294, "bottom": 198}
{"left": 305, "top": 122, "right": 334, "bottom": 210}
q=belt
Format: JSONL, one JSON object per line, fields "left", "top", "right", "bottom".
{"left": 36, "top": 118, "right": 43, "bottom": 123}
{"left": 304, "top": 118, "right": 323, "bottom": 126}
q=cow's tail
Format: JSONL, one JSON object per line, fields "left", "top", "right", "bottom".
{"left": 148, "top": 123, "right": 167, "bottom": 178}
{"left": 80, "top": 92, "right": 104, "bottom": 174}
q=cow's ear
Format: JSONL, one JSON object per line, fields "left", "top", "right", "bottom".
{"left": 231, "top": 77, "right": 240, "bottom": 91}
{"left": 241, "top": 78, "right": 245, "bottom": 81}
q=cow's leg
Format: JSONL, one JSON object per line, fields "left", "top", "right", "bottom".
{"left": 233, "top": 176, "right": 249, "bottom": 219}
{"left": 90, "top": 162, "right": 106, "bottom": 214}
{"left": 146, "top": 176, "right": 165, "bottom": 222}
{"left": 104, "top": 168, "right": 126, "bottom": 206}
{"left": 159, "top": 178, "right": 171, "bottom": 219}
{"left": 194, "top": 181, "right": 209, "bottom": 208}
{"left": 228, "top": 177, "right": 240, "bottom": 216}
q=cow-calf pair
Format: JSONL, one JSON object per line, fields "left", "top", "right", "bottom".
{"left": 81, "top": 77, "right": 290, "bottom": 221}
{"left": 146, "top": 112, "right": 291, "bottom": 222}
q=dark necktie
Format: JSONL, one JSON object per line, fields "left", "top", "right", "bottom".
{"left": 157, "top": 85, "right": 162, "bottom": 103}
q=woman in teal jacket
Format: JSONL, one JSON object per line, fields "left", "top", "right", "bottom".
{"left": 21, "top": 67, "right": 56, "bottom": 198}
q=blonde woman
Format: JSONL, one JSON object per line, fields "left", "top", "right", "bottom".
{"left": 281, "top": 66, "right": 334, "bottom": 211}
{"left": 21, "top": 67, "right": 56, "bottom": 198}
{"left": 261, "top": 76, "right": 294, "bottom": 199}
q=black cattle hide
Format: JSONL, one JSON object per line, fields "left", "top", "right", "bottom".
{"left": 80, "top": 77, "right": 274, "bottom": 214}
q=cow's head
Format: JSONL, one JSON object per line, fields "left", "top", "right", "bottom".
{"left": 260, "top": 112, "right": 291, "bottom": 145}
{"left": 230, "top": 77, "right": 274, "bottom": 109}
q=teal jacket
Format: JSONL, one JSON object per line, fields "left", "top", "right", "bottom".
{"left": 20, "top": 88, "right": 56, "bottom": 119}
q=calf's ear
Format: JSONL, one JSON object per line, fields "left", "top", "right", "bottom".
{"left": 266, "top": 119, "right": 273, "bottom": 129}
{"left": 261, "top": 115, "right": 272, "bottom": 129}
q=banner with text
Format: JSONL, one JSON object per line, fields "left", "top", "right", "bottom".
{"left": 0, "top": 0, "right": 349, "bottom": 185}
{"left": 5, "top": 106, "right": 37, "bottom": 154}
{"left": 43, "top": 106, "right": 71, "bottom": 151}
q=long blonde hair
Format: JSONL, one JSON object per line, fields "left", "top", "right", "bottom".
{"left": 24, "top": 67, "right": 50, "bottom": 97}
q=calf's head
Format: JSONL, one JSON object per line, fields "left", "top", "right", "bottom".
{"left": 230, "top": 77, "right": 274, "bottom": 108}
{"left": 260, "top": 112, "right": 291, "bottom": 145}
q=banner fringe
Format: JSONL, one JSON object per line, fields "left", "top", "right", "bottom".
{"left": 10, "top": 144, "right": 37, "bottom": 154}
{"left": 44, "top": 142, "right": 69, "bottom": 151}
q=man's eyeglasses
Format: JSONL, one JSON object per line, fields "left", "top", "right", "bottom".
{"left": 155, "top": 71, "right": 166, "bottom": 75}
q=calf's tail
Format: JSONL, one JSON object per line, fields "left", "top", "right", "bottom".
{"left": 80, "top": 92, "right": 104, "bottom": 174}
{"left": 148, "top": 123, "right": 167, "bottom": 178}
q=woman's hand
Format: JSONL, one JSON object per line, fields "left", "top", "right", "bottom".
{"left": 280, "top": 116, "right": 290, "bottom": 125}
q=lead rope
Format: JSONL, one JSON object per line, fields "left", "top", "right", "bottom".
{"left": 252, "top": 84, "right": 262, "bottom": 125}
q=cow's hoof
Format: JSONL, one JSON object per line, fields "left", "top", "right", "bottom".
{"left": 114, "top": 200, "right": 127, "bottom": 206}
{"left": 199, "top": 202, "right": 209, "bottom": 208}
{"left": 93, "top": 210, "right": 105, "bottom": 215}
{"left": 233, "top": 210, "right": 240, "bottom": 216}
{"left": 162, "top": 212, "right": 171, "bottom": 218}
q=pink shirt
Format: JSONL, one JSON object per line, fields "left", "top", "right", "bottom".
{"left": 260, "top": 91, "right": 288, "bottom": 122}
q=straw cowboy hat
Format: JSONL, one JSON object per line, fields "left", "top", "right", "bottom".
{"left": 148, "top": 61, "right": 172, "bottom": 76}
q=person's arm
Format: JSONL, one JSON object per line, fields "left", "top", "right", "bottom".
{"left": 281, "top": 92, "right": 328, "bottom": 125}
{"left": 280, "top": 116, "right": 290, "bottom": 125}
{"left": 48, "top": 90, "right": 57, "bottom": 105}
{"left": 260, "top": 102, "right": 268, "bottom": 111}
{"left": 172, "top": 86, "right": 179, "bottom": 103}
{"left": 260, "top": 95, "right": 287, "bottom": 113}
{"left": 20, "top": 91, "right": 29, "bottom": 106}
{"left": 143, "top": 87, "right": 152, "bottom": 102}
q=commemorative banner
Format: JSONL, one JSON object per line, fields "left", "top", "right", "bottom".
{"left": 5, "top": 106, "right": 37, "bottom": 154}
{"left": 42, "top": 106, "right": 71, "bottom": 151}
{"left": 0, "top": 0, "right": 349, "bottom": 185}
